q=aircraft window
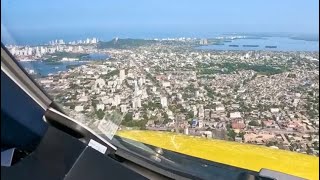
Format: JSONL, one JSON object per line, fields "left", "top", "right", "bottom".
{"left": 1, "top": 0, "right": 319, "bottom": 179}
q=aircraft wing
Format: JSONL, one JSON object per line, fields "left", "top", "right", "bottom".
{"left": 117, "top": 130, "right": 319, "bottom": 180}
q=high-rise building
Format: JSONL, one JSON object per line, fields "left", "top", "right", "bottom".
{"left": 132, "top": 97, "right": 141, "bottom": 109}
{"left": 203, "top": 39, "right": 208, "bottom": 45}
{"left": 96, "top": 104, "right": 105, "bottom": 111}
{"left": 120, "top": 104, "right": 127, "bottom": 113}
{"left": 40, "top": 47, "right": 46, "bottom": 54}
{"left": 35, "top": 47, "right": 41, "bottom": 57}
{"left": 216, "top": 105, "right": 225, "bottom": 112}
{"left": 192, "top": 105, "right": 198, "bottom": 117}
{"left": 58, "top": 39, "right": 64, "bottom": 44}
{"left": 245, "top": 52, "right": 250, "bottom": 59}
{"left": 184, "top": 127, "right": 189, "bottom": 135}
{"left": 141, "top": 88, "right": 148, "bottom": 99}
{"left": 192, "top": 119, "right": 198, "bottom": 128}
{"left": 138, "top": 77, "right": 144, "bottom": 87}
{"left": 114, "top": 95, "right": 121, "bottom": 106}
{"left": 199, "top": 39, "right": 208, "bottom": 45}
{"left": 198, "top": 105, "right": 204, "bottom": 119}
{"left": 134, "top": 80, "right": 140, "bottom": 96}
{"left": 136, "top": 97, "right": 141, "bottom": 108}
{"left": 198, "top": 120, "right": 204, "bottom": 128}
{"left": 94, "top": 78, "right": 106, "bottom": 89}
{"left": 91, "top": 38, "right": 97, "bottom": 44}
{"left": 27, "top": 47, "right": 33, "bottom": 56}
{"left": 132, "top": 99, "right": 137, "bottom": 109}
{"left": 119, "top": 69, "right": 126, "bottom": 82}
{"left": 161, "top": 96, "right": 168, "bottom": 108}
{"left": 78, "top": 46, "right": 83, "bottom": 51}
{"left": 152, "top": 86, "right": 157, "bottom": 92}
{"left": 195, "top": 91, "right": 200, "bottom": 97}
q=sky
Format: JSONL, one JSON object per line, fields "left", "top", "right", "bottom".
{"left": 1, "top": 0, "right": 319, "bottom": 44}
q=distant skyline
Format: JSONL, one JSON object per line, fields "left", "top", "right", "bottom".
{"left": 1, "top": 0, "right": 319, "bottom": 44}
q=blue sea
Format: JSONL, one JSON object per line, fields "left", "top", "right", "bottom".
{"left": 196, "top": 37, "right": 319, "bottom": 51}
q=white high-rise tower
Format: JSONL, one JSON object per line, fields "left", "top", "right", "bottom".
{"left": 119, "top": 69, "right": 126, "bottom": 82}
{"left": 161, "top": 96, "right": 168, "bottom": 108}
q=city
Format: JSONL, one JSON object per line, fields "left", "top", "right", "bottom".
{"left": 6, "top": 37, "right": 320, "bottom": 156}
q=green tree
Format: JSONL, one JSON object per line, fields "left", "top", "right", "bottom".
{"left": 248, "top": 120, "right": 260, "bottom": 126}
{"left": 306, "top": 148, "right": 313, "bottom": 155}
{"left": 91, "top": 100, "right": 99, "bottom": 108}
{"left": 123, "top": 112, "right": 133, "bottom": 122}
{"left": 227, "top": 129, "right": 237, "bottom": 140}
{"left": 143, "top": 114, "right": 149, "bottom": 120}
{"left": 266, "top": 141, "right": 278, "bottom": 147}
{"left": 70, "top": 104, "right": 75, "bottom": 110}
{"left": 239, "top": 132, "right": 245, "bottom": 140}
{"left": 96, "top": 109, "right": 105, "bottom": 120}
{"left": 163, "top": 112, "right": 169, "bottom": 120}
{"left": 187, "top": 111, "right": 194, "bottom": 119}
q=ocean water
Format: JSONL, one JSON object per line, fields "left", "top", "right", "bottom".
{"left": 19, "top": 61, "right": 88, "bottom": 76}
{"left": 19, "top": 53, "right": 109, "bottom": 76}
{"left": 196, "top": 37, "right": 319, "bottom": 51}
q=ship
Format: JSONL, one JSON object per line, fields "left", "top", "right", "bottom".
{"left": 243, "top": 45, "right": 259, "bottom": 47}
{"left": 265, "top": 46, "right": 277, "bottom": 48}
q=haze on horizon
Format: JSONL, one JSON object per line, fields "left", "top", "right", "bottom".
{"left": 1, "top": 0, "right": 319, "bottom": 44}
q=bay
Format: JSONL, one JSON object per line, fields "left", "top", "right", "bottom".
{"left": 19, "top": 53, "right": 109, "bottom": 76}
{"left": 196, "top": 37, "right": 319, "bottom": 51}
